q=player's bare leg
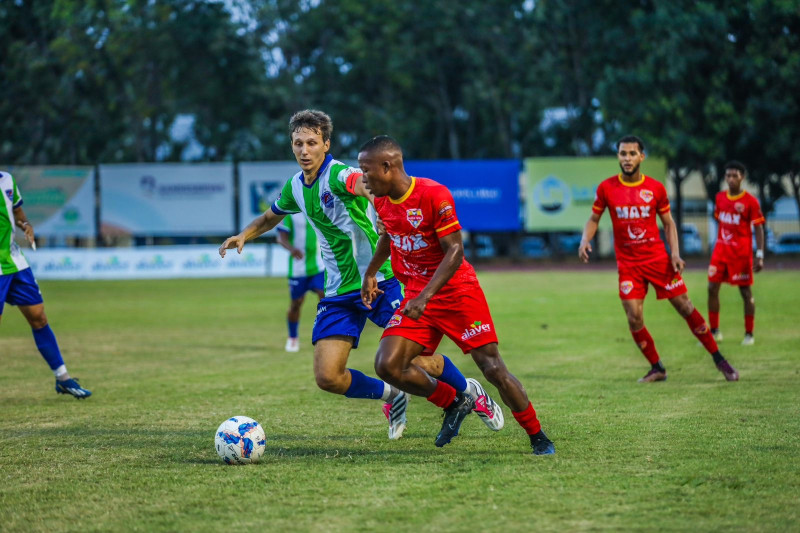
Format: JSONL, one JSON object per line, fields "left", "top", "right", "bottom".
{"left": 707, "top": 281, "right": 723, "bottom": 341}
{"left": 620, "top": 299, "right": 666, "bottom": 382}
{"left": 668, "top": 294, "right": 739, "bottom": 381}
{"left": 469, "top": 343, "right": 554, "bottom": 455}
{"left": 739, "top": 285, "right": 755, "bottom": 345}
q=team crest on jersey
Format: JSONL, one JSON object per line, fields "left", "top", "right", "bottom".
{"left": 734, "top": 202, "right": 745, "bottom": 213}
{"left": 321, "top": 190, "right": 334, "bottom": 209}
{"left": 620, "top": 281, "right": 634, "bottom": 295}
{"left": 639, "top": 189, "right": 654, "bottom": 203}
{"left": 708, "top": 265, "right": 717, "bottom": 277}
{"left": 406, "top": 208, "right": 424, "bottom": 228}
{"left": 4, "top": 189, "right": 12, "bottom": 201}
{"left": 386, "top": 314, "right": 403, "bottom": 328}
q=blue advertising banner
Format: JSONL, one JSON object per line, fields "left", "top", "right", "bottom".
{"left": 403, "top": 160, "right": 521, "bottom": 231}
{"left": 237, "top": 162, "right": 300, "bottom": 234}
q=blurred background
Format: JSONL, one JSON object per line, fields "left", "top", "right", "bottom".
{"left": 2, "top": 0, "right": 798, "bottom": 280}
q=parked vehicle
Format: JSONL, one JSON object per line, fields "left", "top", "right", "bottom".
{"left": 773, "top": 233, "right": 800, "bottom": 254}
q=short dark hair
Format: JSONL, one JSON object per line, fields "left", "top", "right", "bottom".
{"left": 616, "top": 135, "right": 645, "bottom": 152}
{"left": 289, "top": 109, "right": 333, "bottom": 142}
{"left": 724, "top": 160, "right": 747, "bottom": 175}
{"left": 358, "top": 135, "right": 403, "bottom": 156}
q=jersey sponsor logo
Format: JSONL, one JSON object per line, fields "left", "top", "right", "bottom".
{"left": 4, "top": 189, "right": 12, "bottom": 201}
{"left": 732, "top": 272, "right": 750, "bottom": 281}
{"left": 721, "top": 229, "right": 734, "bottom": 242}
{"left": 316, "top": 305, "right": 327, "bottom": 316}
{"left": 734, "top": 202, "right": 745, "bottom": 213}
{"left": 386, "top": 314, "right": 403, "bottom": 328}
{"left": 627, "top": 226, "right": 647, "bottom": 240}
{"left": 406, "top": 208, "right": 424, "bottom": 228}
{"left": 639, "top": 189, "right": 654, "bottom": 203}
{"left": 615, "top": 206, "right": 651, "bottom": 219}
{"left": 461, "top": 320, "right": 492, "bottom": 341}
{"left": 390, "top": 233, "right": 429, "bottom": 252}
{"left": 620, "top": 280, "right": 634, "bottom": 295}
{"left": 708, "top": 265, "right": 717, "bottom": 277}
{"left": 321, "top": 190, "right": 334, "bottom": 209}
{"left": 664, "top": 277, "right": 685, "bottom": 291}
{"left": 719, "top": 211, "right": 741, "bottom": 225}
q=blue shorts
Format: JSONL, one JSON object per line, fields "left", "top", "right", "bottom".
{"left": 0, "top": 268, "right": 44, "bottom": 315}
{"left": 289, "top": 272, "right": 325, "bottom": 300}
{"left": 312, "top": 278, "right": 403, "bottom": 348}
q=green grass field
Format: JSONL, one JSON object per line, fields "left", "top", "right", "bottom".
{"left": 1, "top": 270, "right": 798, "bottom": 532}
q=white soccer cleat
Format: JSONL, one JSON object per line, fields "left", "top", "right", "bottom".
{"left": 712, "top": 330, "right": 723, "bottom": 342}
{"left": 466, "top": 378, "right": 504, "bottom": 431}
{"left": 383, "top": 391, "right": 408, "bottom": 440}
{"left": 285, "top": 337, "right": 300, "bottom": 352}
{"left": 741, "top": 334, "right": 755, "bottom": 346}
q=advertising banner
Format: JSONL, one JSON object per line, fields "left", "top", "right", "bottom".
{"left": 404, "top": 160, "right": 521, "bottom": 231}
{"left": 7, "top": 166, "right": 96, "bottom": 237}
{"left": 524, "top": 157, "right": 667, "bottom": 231}
{"left": 100, "top": 163, "right": 234, "bottom": 236}
{"left": 237, "top": 162, "right": 299, "bottom": 234}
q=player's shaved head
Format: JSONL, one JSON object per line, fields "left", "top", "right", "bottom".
{"left": 358, "top": 135, "right": 404, "bottom": 159}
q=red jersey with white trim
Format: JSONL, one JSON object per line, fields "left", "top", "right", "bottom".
{"left": 712, "top": 190, "right": 765, "bottom": 260}
{"left": 592, "top": 174, "right": 670, "bottom": 268}
{"left": 374, "top": 177, "right": 478, "bottom": 294}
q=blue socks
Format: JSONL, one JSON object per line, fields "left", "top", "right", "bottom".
{"left": 288, "top": 320, "right": 299, "bottom": 338}
{"left": 438, "top": 354, "right": 468, "bottom": 392}
{"left": 344, "top": 369, "right": 386, "bottom": 399}
{"left": 32, "top": 325, "right": 65, "bottom": 373}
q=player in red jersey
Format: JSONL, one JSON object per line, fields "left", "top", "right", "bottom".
{"left": 578, "top": 135, "right": 739, "bottom": 382}
{"left": 357, "top": 135, "right": 555, "bottom": 455}
{"left": 708, "top": 161, "right": 765, "bottom": 346}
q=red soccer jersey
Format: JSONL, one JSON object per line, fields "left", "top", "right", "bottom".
{"left": 592, "top": 174, "right": 671, "bottom": 268}
{"left": 712, "top": 190, "right": 765, "bottom": 260}
{"left": 374, "top": 177, "right": 478, "bottom": 294}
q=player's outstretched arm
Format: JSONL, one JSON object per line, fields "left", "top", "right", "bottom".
{"left": 659, "top": 210, "right": 685, "bottom": 273}
{"left": 361, "top": 234, "right": 391, "bottom": 309}
{"left": 578, "top": 212, "right": 601, "bottom": 263}
{"left": 12, "top": 206, "right": 35, "bottom": 248}
{"left": 219, "top": 210, "right": 285, "bottom": 258}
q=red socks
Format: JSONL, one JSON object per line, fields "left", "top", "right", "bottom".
{"left": 512, "top": 402, "right": 542, "bottom": 435}
{"left": 709, "top": 311, "right": 720, "bottom": 331}
{"left": 631, "top": 326, "right": 660, "bottom": 365}
{"left": 427, "top": 380, "right": 456, "bottom": 408}
{"left": 745, "top": 314, "right": 754, "bottom": 335}
{"left": 686, "top": 309, "right": 719, "bottom": 354}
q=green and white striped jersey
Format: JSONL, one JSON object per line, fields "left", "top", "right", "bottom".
{"left": 0, "top": 171, "right": 29, "bottom": 275}
{"left": 278, "top": 212, "right": 324, "bottom": 278}
{"left": 272, "top": 155, "right": 393, "bottom": 297}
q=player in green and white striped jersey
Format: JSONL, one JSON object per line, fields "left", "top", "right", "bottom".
{"left": 220, "top": 110, "right": 475, "bottom": 441}
{"left": 0, "top": 170, "right": 91, "bottom": 398}
{"left": 276, "top": 212, "right": 325, "bottom": 352}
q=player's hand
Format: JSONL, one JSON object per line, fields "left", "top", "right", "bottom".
{"left": 754, "top": 257, "right": 764, "bottom": 273}
{"left": 291, "top": 248, "right": 304, "bottom": 260}
{"left": 360, "top": 275, "right": 383, "bottom": 310}
{"left": 401, "top": 295, "right": 428, "bottom": 320}
{"left": 375, "top": 217, "right": 386, "bottom": 236}
{"left": 219, "top": 235, "right": 245, "bottom": 257}
{"left": 578, "top": 240, "right": 592, "bottom": 262}
{"left": 21, "top": 222, "right": 35, "bottom": 246}
{"left": 670, "top": 253, "right": 685, "bottom": 274}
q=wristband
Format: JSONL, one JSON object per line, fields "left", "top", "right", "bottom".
{"left": 755, "top": 249, "right": 764, "bottom": 259}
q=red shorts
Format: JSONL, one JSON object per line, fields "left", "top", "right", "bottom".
{"left": 708, "top": 253, "right": 753, "bottom": 286}
{"left": 381, "top": 287, "right": 499, "bottom": 354}
{"left": 617, "top": 256, "right": 688, "bottom": 300}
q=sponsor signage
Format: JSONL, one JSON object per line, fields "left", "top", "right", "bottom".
{"left": 237, "top": 162, "right": 299, "bottom": 234}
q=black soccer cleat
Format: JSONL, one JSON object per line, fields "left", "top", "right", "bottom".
{"left": 529, "top": 430, "right": 555, "bottom": 455}
{"left": 435, "top": 392, "right": 475, "bottom": 448}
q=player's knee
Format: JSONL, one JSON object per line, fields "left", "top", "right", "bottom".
{"left": 314, "top": 370, "right": 347, "bottom": 394}
{"left": 625, "top": 313, "right": 643, "bottom": 330}
{"left": 374, "top": 354, "right": 401, "bottom": 384}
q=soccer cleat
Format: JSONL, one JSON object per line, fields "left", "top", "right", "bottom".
{"left": 383, "top": 391, "right": 408, "bottom": 440}
{"left": 716, "top": 360, "right": 740, "bottom": 381}
{"left": 741, "top": 334, "right": 754, "bottom": 346}
{"left": 465, "top": 378, "right": 504, "bottom": 431}
{"left": 712, "top": 329, "right": 723, "bottom": 342}
{"left": 637, "top": 369, "right": 667, "bottom": 383}
{"left": 435, "top": 392, "right": 475, "bottom": 448}
{"left": 285, "top": 337, "right": 300, "bottom": 352}
{"left": 530, "top": 430, "right": 556, "bottom": 455}
{"left": 55, "top": 378, "right": 92, "bottom": 399}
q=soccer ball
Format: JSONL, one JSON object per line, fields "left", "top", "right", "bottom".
{"left": 214, "top": 416, "right": 267, "bottom": 465}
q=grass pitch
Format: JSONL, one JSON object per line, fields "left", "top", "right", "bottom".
{"left": 1, "top": 269, "right": 798, "bottom": 532}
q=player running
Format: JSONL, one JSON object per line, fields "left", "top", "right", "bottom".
{"left": 707, "top": 161, "right": 765, "bottom": 346}
{"left": 0, "top": 170, "right": 91, "bottom": 398}
{"left": 578, "top": 135, "right": 739, "bottom": 383}
{"left": 220, "top": 110, "right": 498, "bottom": 440}
{"left": 276, "top": 213, "right": 325, "bottom": 352}
{"left": 358, "top": 135, "right": 553, "bottom": 455}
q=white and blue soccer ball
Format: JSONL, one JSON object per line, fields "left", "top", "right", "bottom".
{"left": 214, "top": 416, "right": 267, "bottom": 465}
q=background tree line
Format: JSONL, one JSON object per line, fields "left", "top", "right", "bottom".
{"left": 1, "top": 0, "right": 798, "bottom": 224}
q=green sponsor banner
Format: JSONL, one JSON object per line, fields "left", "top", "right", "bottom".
{"left": 524, "top": 157, "right": 667, "bottom": 231}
